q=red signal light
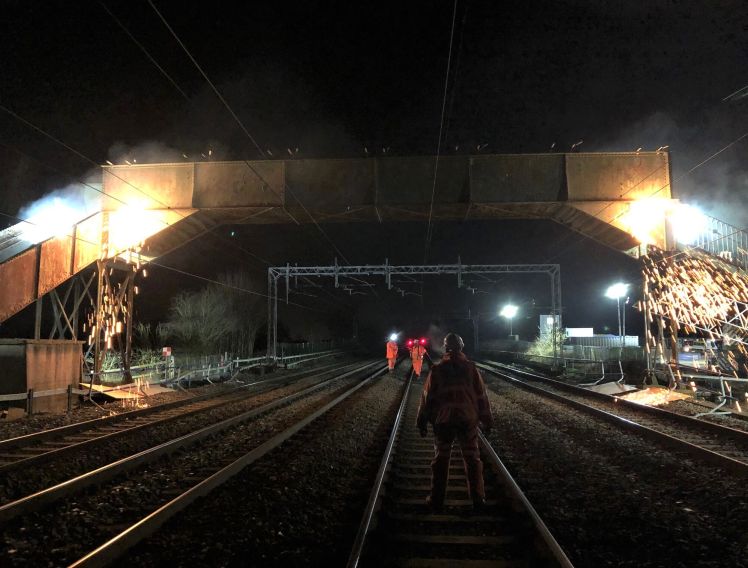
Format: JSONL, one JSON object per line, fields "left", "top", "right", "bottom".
{"left": 420, "top": 338, "right": 427, "bottom": 345}
{"left": 406, "top": 339, "right": 413, "bottom": 347}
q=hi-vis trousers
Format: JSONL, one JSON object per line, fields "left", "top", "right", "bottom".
{"left": 430, "top": 423, "right": 485, "bottom": 506}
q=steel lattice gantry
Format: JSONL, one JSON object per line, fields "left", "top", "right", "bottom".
{"left": 265, "top": 261, "right": 561, "bottom": 360}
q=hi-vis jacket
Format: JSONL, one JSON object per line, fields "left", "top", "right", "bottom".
{"left": 416, "top": 351, "right": 493, "bottom": 430}
{"left": 411, "top": 344, "right": 426, "bottom": 361}
{"left": 386, "top": 340, "right": 399, "bottom": 359}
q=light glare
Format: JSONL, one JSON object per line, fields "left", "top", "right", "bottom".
{"left": 605, "top": 282, "right": 629, "bottom": 299}
{"left": 500, "top": 304, "right": 518, "bottom": 319}
{"left": 19, "top": 197, "right": 84, "bottom": 244}
{"left": 670, "top": 204, "right": 707, "bottom": 245}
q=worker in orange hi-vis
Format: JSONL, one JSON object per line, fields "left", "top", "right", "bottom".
{"left": 386, "top": 334, "right": 399, "bottom": 371}
{"left": 411, "top": 338, "right": 427, "bottom": 378}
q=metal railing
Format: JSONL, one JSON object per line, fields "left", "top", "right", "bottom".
{"left": 1, "top": 348, "right": 350, "bottom": 415}
{"left": 686, "top": 213, "right": 748, "bottom": 272}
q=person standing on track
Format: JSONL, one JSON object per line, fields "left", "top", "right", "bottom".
{"left": 411, "top": 339, "right": 427, "bottom": 378}
{"left": 415, "top": 332, "right": 493, "bottom": 511}
{"left": 386, "top": 334, "right": 399, "bottom": 372}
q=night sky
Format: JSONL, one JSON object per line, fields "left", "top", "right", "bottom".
{"left": 1, "top": 1, "right": 747, "bottom": 343}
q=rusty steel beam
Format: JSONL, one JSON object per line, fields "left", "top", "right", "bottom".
{"left": 101, "top": 152, "right": 672, "bottom": 250}
{"left": 1, "top": 153, "right": 671, "bottom": 324}
{"left": 0, "top": 209, "right": 198, "bottom": 323}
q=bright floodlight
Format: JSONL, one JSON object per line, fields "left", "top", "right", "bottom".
{"left": 389, "top": 333, "right": 398, "bottom": 341}
{"left": 19, "top": 197, "right": 83, "bottom": 244}
{"left": 605, "top": 283, "right": 629, "bottom": 299}
{"left": 670, "top": 203, "right": 707, "bottom": 245}
{"left": 500, "top": 304, "right": 518, "bottom": 319}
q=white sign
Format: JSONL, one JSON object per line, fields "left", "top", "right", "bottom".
{"left": 565, "top": 328, "right": 594, "bottom": 338}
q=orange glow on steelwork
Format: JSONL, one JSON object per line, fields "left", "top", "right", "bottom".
{"left": 618, "top": 387, "right": 690, "bottom": 406}
{"left": 620, "top": 198, "right": 670, "bottom": 245}
{"left": 107, "top": 204, "right": 166, "bottom": 257}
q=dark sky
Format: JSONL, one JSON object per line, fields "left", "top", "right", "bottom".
{"left": 1, "top": 0, "right": 746, "bottom": 341}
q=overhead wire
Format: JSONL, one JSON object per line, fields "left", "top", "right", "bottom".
{"left": 0, "top": 208, "right": 323, "bottom": 311}
{"left": 98, "top": 1, "right": 191, "bottom": 102}
{"left": 1, "top": 3, "right": 356, "bottom": 319}
{"left": 146, "top": 0, "right": 350, "bottom": 264}
{"left": 104, "top": 1, "right": 362, "bottom": 305}
{"left": 0, "top": 109, "right": 271, "bottom": 268}
{"left": 467, "top": 128, "right": 748, "bottom": 304}
{"left": 423, "top": 0, "right": 459, "bottom": 265}
{"left": 441, "top": 1, "right": 469, "bottom": 153}
{"left": 546, "top": 128, "right": 748, "bottom": 264}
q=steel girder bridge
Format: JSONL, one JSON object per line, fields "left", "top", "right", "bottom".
{"left": 7, "top": 150, "right": 740, "bottom": 380}
{"left": 265, "top": 261, "right": 561, "bottom": 360}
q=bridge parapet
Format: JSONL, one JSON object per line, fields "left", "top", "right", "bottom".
{"left": 102, "top": 151, "right": 673, "bottom": 250}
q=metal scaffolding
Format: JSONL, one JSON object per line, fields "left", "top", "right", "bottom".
{"left": 266, "top": 260, "right": 562, "bottom": 360}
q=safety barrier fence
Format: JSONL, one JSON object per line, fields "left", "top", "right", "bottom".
{"left": 481, "top": 349, "right": 635, "bottom": 381}
{"left": 0, "top": 385, "right": 91, "bottom": 415}
{"left": 1, "top": 348, "right": 349, "bottom": 415}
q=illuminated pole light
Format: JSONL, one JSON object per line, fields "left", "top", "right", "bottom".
{"left": 605, "top": 283, "right": 629, "bottom": 346}
{"left": 389, "top": 333, "right": 398, "bottom": 342}
{"left": 500, "top": 304, "right": 519, "bottom": 337}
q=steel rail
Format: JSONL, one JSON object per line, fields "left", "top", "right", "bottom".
{"left": 478, "top": 432, "right": 574, "bottom": 568}
{"left": 0, "top": 358, "right": 354, "bottom": 455}
{"left": 0, "top": 359, "right": 365, "bottom": 475}
{"left": 479, "top": 362, "right": 748, "bottom": 478}
{"left": 0, "top": 360, "right": 380, "bottom": 525}
{"left": 480, "top": 360, "right": 748, "bottom": 445}
{"left": 346, "top": 366, "right": 572, "bottom": 567}
{"left": 68, "top": 363, "right": 389, "bottom": 568}
{"left": 346, "top": 371, "right": 414, "bottom": 568}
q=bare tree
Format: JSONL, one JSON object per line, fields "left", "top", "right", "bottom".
{"left": 216, "top": 272, "right": 266, "bottom": 357}
{"left": 164, "top": 272, "right": 265, "bottom": 357}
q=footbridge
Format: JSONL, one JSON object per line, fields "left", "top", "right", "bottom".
{"left": 0, "top": 151, "right": 676, "bottom": 325}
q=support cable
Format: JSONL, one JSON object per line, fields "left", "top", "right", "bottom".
{"left": 0, "top": 107, "right": 271, "bottom": 268}
{"left": 0, "top": 209, "right": 322, "bottom": 312}
{"left": 98, "top": 1, "right": 190, "bottom": 101}
{"left": 100, "top": 1, "right": 355, "bottom": 310}
{"left": 542, "top": 128, "right": 748, "bottom": 264}
{"left": 146, "top": 0, "right": 349, "bottom": 264}
{"left": 423, "top": 0, "right": 459, "bottom": 264}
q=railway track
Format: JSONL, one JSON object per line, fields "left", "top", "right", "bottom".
{"left": 0, "top": 360, "right": 388, "bottom": 567}
{"left": 0, "top": 358, "right": 359, "bottom": 474}
{"left": 347, "top": 372, "right": 572, "bottom": 568}
{"left": 0, "top": 360, "right": 379, "bottom": 525}
{"left": 479, "top": 360, "right": 748, "bottom": 477}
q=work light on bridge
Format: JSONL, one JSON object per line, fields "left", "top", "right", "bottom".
{"left": 670, "top": 203, "right": 707, "bottom": 245}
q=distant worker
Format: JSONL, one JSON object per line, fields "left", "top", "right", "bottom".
{"left": 386, "top": 334, "right": 399, "bottom": 371}
{"left": 416, "top": 332, "right": 493, "bottom": 511}
{"left": 411, "top": 339, "right": 427, "bottom": 378}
